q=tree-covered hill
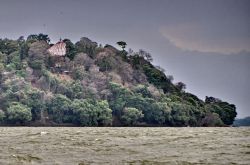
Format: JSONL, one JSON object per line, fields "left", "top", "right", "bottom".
{"left": 233, "top": 117, "right": 250, "bottom": 126}
{"left": 0, "top": 34, "right": 237, "bottom": 126}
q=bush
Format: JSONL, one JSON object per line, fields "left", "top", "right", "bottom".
{"left": 6, "top": 102, "right": 32, "bottom": 124}
{"left": 205, "top": 100, "right": 237, "bottom": 125}
{"left": 28, "top": 41, "right": 49, "bottom": 69}
{"left": 25, "top": 88, "right": 45, "bottom": 120}
{"left": 71, "top": 99, "right": 112, "bottom": 126}
{"left": 95, "top": 100, "right": 112, "bottom": 126}
{"left": 121, "top": 107, "right": 143, "bottom": 126}
{"left": 0, "top": 110, "right": 5, "bottom": 123}
{"left": 133, "top": 84, "right": 152, "bottom": 98}
{"left": 201, "top": 113, "right": 224, "bottom": 127}
{"left": 72, "top": 66, "right": 86, "bottom": 80}
{"left": 47, "top": 94, "right": 72, "bottom": 123}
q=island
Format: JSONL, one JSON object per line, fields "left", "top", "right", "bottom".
{"left": 0, "top": 34, "right": 237, "bottom": 127}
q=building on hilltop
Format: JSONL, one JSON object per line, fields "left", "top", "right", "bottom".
{"left": 47, "top": 40, "right": 69, "bottom": 73}
{"left": 47, "top": 40, "right": 66, "bottom": 57}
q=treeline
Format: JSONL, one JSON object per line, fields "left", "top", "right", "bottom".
{"left": 233, "top": 117, "right": 250, "bottom": 126}
{"left": 0, "top": 34, "right": 237, "bottom": 126}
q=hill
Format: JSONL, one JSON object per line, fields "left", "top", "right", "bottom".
{"left": 233, "top": 117, "right": 250, "bottom": 126}
{"left": 0, "top": 34, "right": 237, "bottom": 126}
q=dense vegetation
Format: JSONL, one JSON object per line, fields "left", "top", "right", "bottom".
{"left": 0, "top": 34, "right": 237, "bottom": 126}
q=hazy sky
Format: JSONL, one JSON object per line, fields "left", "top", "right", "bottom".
{"left": 0, "top": 0, "right": 249, "bottom": 118}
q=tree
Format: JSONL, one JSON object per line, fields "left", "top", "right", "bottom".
{"left": 75, "top": 37, "right": 97, "bottom": 58}
{"left": 0, "top": 39, "right": 19, "bottom": 55}
{"left": 27, "top": 34, "right": 50, "bottom": 44}
{"left": 95, "top": 100, "right": 112, "bottom": 126}
{"left": 6, "top": 102, "right": 32, "bottom": 124}
{"left": 28, "top": 41, "right": 49, "bottom": 69}
{"left": 0, "top": 110, "right": 5, "bottom": 123}
{"left": 19, "top": 42, "right": 29, "bottom": 60}
{"left": 170, "top": 102, "right": 192, "bottom": 126}
{"left": 71, "top": 99, "right": 95, "bottom": 126}
{"left": 117, "top": 41, "right": 127, "bottom": 51}
{"left": 175, "top": 82, "right": 186, "bottom": 92}
{"left": 133, "top": 84, "right": 152, "bottom": 98}
{"left": 70, "top": 99, "right": 112, "bottom": 126}
{"left": 121, "top": 107, "right": 144, "bottom": 126}
{"left": 37, "top": 33, "right": 50, "bottom": 43}
{"left": 17, "top": 36, "right": 25, "bottom": 44}
{"left": 25, "top": 88, "right": 45, "bottom": 121}
{"left": 201, "top": 113, "right": 224, "bottom": 127}
{"left": 63, "top": 39, "right": 77, "bottom": 60}
{"left": 66, "top": 80, "right": 84, "bottom": 99}
{"left": 205, "top": 100, "right": 237, "bottom": 125}
{"left": 96, "top": 56, "right": 115, "bottom": 72}
{"left": 47, "top": 94, "right": 72, "bottom": 123}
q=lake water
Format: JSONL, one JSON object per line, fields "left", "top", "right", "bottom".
{"left": 0, "top": 127, "right": 249, "bottom": 165}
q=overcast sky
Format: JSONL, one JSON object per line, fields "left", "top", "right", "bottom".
{"left": 0, "top": 0, "right": 249, "bottom": 118}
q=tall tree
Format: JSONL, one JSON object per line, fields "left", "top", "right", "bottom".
{"left": 117, "top": 41, "right": 127, "bottom": 51}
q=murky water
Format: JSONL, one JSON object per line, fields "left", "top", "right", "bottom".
{"left": 0, "top": 127, "right": 249, "bottom": 165}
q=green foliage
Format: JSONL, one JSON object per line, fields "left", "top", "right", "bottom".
{"left": 170, "top": 102, "right": 192, "bottom": 126}
{"left": 64, "top": 80, "right": 84, "bottom": 99}
{"left": 0, "top": 35, "right": 238, "bottom": 127}
{"left": 201, "top": 113, "right": 224, "bottom": 127}
{"left": 27, "top": 34, "right": 50, "bottom": 43}
{"left": 28, "top": 41, "right": 49, "bottom": 69}
{"left": 133, "top": 84, "right": 152, "bottom": 98}
{"left": 47, "top": 94, "right": 72, "bottom": 123}
{"left": 142, "top": 63, "right": 176, "bottom": 93}
{"left": 0, "top": 62, "right": 4, "bottom": 74}
{"left": 75, "top": 37, "right": 97, "bottom": 58}
{"left": 70, "top": 99, "right": 94, "bottom": 126}
{"left": 95, "top": 100, "right": 112, "bottom": 126}
{"left": 19, "top": 42, "right": 29, "bottom": 60}
{"left": 0, "top": 52, "right": 7, "bottom": 64}
{"left": 108, "top": 82, "right": 172, "bottom": 125}
{"left": 0, "top": 110, "right": 5, "bottom": 123}
{"left": 204, "top": 100, "right": 237, "bottom": 125}
{"left": 25, "top": 88, "right": 45, "bottom": 120}
{"left": 0, "top": 39, "right": 19, "bottom": 54}
{"left": 6, "top": 102, "right": 32, "bottom": 124}
{"left": 121, "top": 107, "right": 144, "bottom": 126}
{"left": 129, "top": 54, "right": 145, "bottom": 69}
{"left": 70, "top": 99, "right": 112, "bottom": 126}
{"left": 175, "top": 82, "right": 186, "bottom": 92}
{"left": 63, "top": 39, "right": 77, "bottom": 60}
{"left": 8, "top": 51, "right": 22, "bottom": 70}
{"left": 108, "top": 82, "right": 132, "bottom": 116}
{"left": 72, "top": 66, "right": 86, "bottom": 80}
{"left": 96, "top": 56, "right": 115, "bottom": 72}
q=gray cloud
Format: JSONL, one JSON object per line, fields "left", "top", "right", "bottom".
{"left": 159, "top": 22, "right": 250, "bottom": 53}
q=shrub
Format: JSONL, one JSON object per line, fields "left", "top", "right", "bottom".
{"left": 0, "top": 110, "right": 5, "bottom": 123}
{"left": 121, "top": 107, "right": 143, "bottom": 126}
{"left": 47, "top": 94, "right": 72, "bottom": 123}
{"left": 6, "top": 102, "right": 32, "bottom": 124}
